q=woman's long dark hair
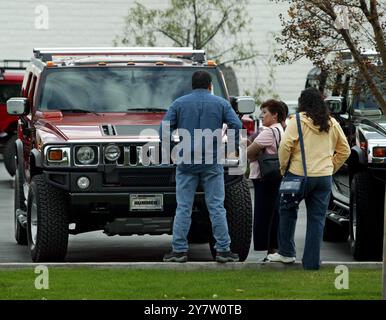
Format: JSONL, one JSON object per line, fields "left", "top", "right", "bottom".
{"left": 298, "top": 87, "right": 330, "bottom": 133}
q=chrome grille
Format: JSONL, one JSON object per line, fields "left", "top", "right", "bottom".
{"left": 122, "top": 144, "right": 159, "bottom": 167}
{"left": 102, "top": 143, "right": 160, "bottom": 166}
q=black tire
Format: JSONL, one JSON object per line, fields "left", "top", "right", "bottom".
{"left": 3, "top": 135, "right": 17, "bottom": 177}
{"left": 14, "top": 161, "right": 27, "bottom": 245}
{"left": 209, "top": 177, "right": 252, "bottom": 262}
{"left": 323, "top": 198, "right": 349, "bottom": 242}
{"left": 323, "top": 218, "right": 349, "bottom": 242}
{"left": 27, "top": 174, "right": 69, "bottom": 262}
{"left": 349, "top": 171, "right": 383, "bottom": 261}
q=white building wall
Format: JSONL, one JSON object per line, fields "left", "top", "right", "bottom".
{"left": 0, "top": 0, "right": 312, "bottom": 101}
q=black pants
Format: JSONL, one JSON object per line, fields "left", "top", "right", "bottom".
{"left": 252, "top": 178, "right": 281, "bottom": 251}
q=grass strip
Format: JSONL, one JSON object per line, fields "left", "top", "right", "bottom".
{"left": 0, "top": 267, "right": 381, "bottom": 300}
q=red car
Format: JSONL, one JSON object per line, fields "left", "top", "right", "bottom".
{"left": 7, "top": 48, "right": 255, "bottom": 262}
{"left": 0, "top": 60, "right": 28, "bottom": 176}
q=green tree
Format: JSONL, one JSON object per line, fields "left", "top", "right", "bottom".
{"left": 245, "top": 52, "right": 280, "bottom": 106}
{"left": 114, "top": 0, "right": 263, "bottom": 96}
{"left": 273, "top": 0, "right": 386, "bottom": 113}
{"left": 115, "top": 0, "right": 257, "bottom": 65}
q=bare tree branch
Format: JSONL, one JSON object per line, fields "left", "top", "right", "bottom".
{"left": 116, "top": 0, "right": 257, "bottom": 68}
{"left": 192, "top": 0, "right": 198, "bottom": 48}
{"left": 367, "top": 0, "right": 386, "bottom": 69}
{"left": 274, "top": 0, "right": 386, "bottom": 112}
{"left": 156, "top": 28, "right": 185, "bottom": 47}
{"left": 219, "top": 53, "right": 261, "bottom": 66}
{"left": 200, "top": 10, "right": 230, "bottom": 48}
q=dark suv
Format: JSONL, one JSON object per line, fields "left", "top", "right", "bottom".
{"left": 7, "top": 47, "right": 254, "bottom": 262}
{"left": 323, "top": 98, "right": 386, "bottom": 261}
{"left": 308, "top": 54, "right": 386, "bottom": 261}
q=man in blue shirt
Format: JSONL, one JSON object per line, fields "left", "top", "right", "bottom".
{"left": 161, "top": 70, "right": 242, "bottom": 263}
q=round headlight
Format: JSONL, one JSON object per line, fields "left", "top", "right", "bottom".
{"left": 77, "top": 176, "right": 90, "bottom": 190}
{"left": 76, "top": 146, "right": 95, "bottom": 165}
{"left": 104, "top": 145, "right": 121, "bottom": 162}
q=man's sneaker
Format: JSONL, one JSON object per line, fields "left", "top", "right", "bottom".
{"left": 163, "top": 251, "right": 188, "bottom": 263}
{"left": 215, "top": 251, "right": 239, "bottom": 263}
{"left": 267, "top": 252, "right": 296, "bottom": 264}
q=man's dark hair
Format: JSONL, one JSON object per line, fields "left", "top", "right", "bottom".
{"left": 192, "top": 71, "right": 212, "bottom": 90}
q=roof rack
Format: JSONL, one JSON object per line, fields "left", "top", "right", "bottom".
{"left": 339, "top": 49, "right": 381, "bottom": 64}
{"left": 0, "top": 60, "right": 29, "bottom": 79}
{"left": 33, "top": 47, "right": 206, "bottom": 63}
{"left": 0, "top": 59, "right": 29, "bottom": 70}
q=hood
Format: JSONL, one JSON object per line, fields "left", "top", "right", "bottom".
{"left": 35, "top": 111, "right": 165, "bottom": 143}
{"left": 373, "top": 115, "right": 386, "bottom": 133}
{"left": 360, "top": 114, "right": 386, "bottom": 138}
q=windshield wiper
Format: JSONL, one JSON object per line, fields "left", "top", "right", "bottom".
{"left": 127, "top": 107, "right": 167, "bottom": 112}
{"left": 60, "top": 108, "right": 101, "bottom": 116}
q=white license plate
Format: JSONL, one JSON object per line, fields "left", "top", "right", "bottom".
{"left": 129, "top": 194, "right": 163, "bottom": 211}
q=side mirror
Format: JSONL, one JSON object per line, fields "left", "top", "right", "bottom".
{"left": 233, "top": 96, "right": 256, "bottom": 114}
{"left": 7, "top": 98, "right": 29, "bottom": 116}
{"left": 325, "top": 97, "right": 344, "bottom": 114}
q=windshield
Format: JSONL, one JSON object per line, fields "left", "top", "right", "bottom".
{"left": 352, "top": 72, "right": 386, "bottom": 110}
{"left": 0, "top": 84, "right": 21, "bottom": 104}
{"left": 38, "top": 67, "right": 227, "bottom": 112}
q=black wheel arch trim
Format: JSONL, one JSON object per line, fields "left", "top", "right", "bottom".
{"left": 31, "top": 148, "right": 42, "bottom": 168}
{"left": 350, "top": 145, "right": 366, "bottom": 166}
{"left": 15, "top": 138, "right": 26, "bottom": 181}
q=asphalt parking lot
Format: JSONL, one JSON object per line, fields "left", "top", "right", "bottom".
{"left": 0, "top": 160, "right": 354, "bottom": 263}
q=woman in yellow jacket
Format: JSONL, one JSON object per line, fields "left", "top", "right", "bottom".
{"left": 268, "top": 87, "right": 350, "bottom": 270}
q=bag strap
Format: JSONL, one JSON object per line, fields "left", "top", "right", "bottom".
{"left": 296, "top": 113, "right": 307, "bottom": 178}
{"left": 269, "top": 128, "right": 280, "bottom": 151}
{"left": 276, "top": 127, "right": 282, "bottom": 143}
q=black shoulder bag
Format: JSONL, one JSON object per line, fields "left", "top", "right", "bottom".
{"left": 257, "top": 128, "right": 282, "bottom": 182}
{"left": 279, "top": 113, "right": 307, "bottom": 200}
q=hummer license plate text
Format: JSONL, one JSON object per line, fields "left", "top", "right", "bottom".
{"left": 130, "top": 194, "right": 163, "bottom": 211}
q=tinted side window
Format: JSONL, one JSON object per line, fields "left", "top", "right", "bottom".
{"left": 0, "top": 84, "right": 22, "bottom": 104}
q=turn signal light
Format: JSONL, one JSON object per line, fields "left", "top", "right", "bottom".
{"left": 373, "top": 147, "right": 386, "bottom": 157}
{"left": 359, "top": 142, "right": 367, "bottom": 151}
{"left": 207, "top": 60, "right": 217, "bottom": 66}
{"left": 242, "top": 119, "right": 255, "bottom": 137}
{"left": 48, "top": 150, "right": 63, "bottom": 161}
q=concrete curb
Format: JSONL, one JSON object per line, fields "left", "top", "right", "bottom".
{"left": 0, "top": 261, "right": 382, "bottom": 270}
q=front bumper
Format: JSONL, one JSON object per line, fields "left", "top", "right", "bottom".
{"left": 43, "top": 166, "right": 242, "bottom": 193}
{"left": 42, "top": 167, "right": 241, "bottom": 235}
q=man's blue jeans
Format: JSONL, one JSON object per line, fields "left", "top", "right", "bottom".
{"left": 278, "top": 173, "right": 332, "bottom": 270}
{"left": 172, "top": 165, "right": 231, "bottom": 253}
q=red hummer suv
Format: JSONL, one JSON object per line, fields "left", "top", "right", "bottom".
{"left": 0, "top": 60, "right": 28, "bottom": 176}
{"left": 7, "top": 48, "right": 254, "bottom": 262}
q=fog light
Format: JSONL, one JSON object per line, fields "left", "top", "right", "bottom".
{"left": 77, "top": 176, "right": 90, "bottom": 190}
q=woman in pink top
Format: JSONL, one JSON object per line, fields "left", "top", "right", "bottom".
{"left": 247, "top": 100, "right": 286, "bottom": 260}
